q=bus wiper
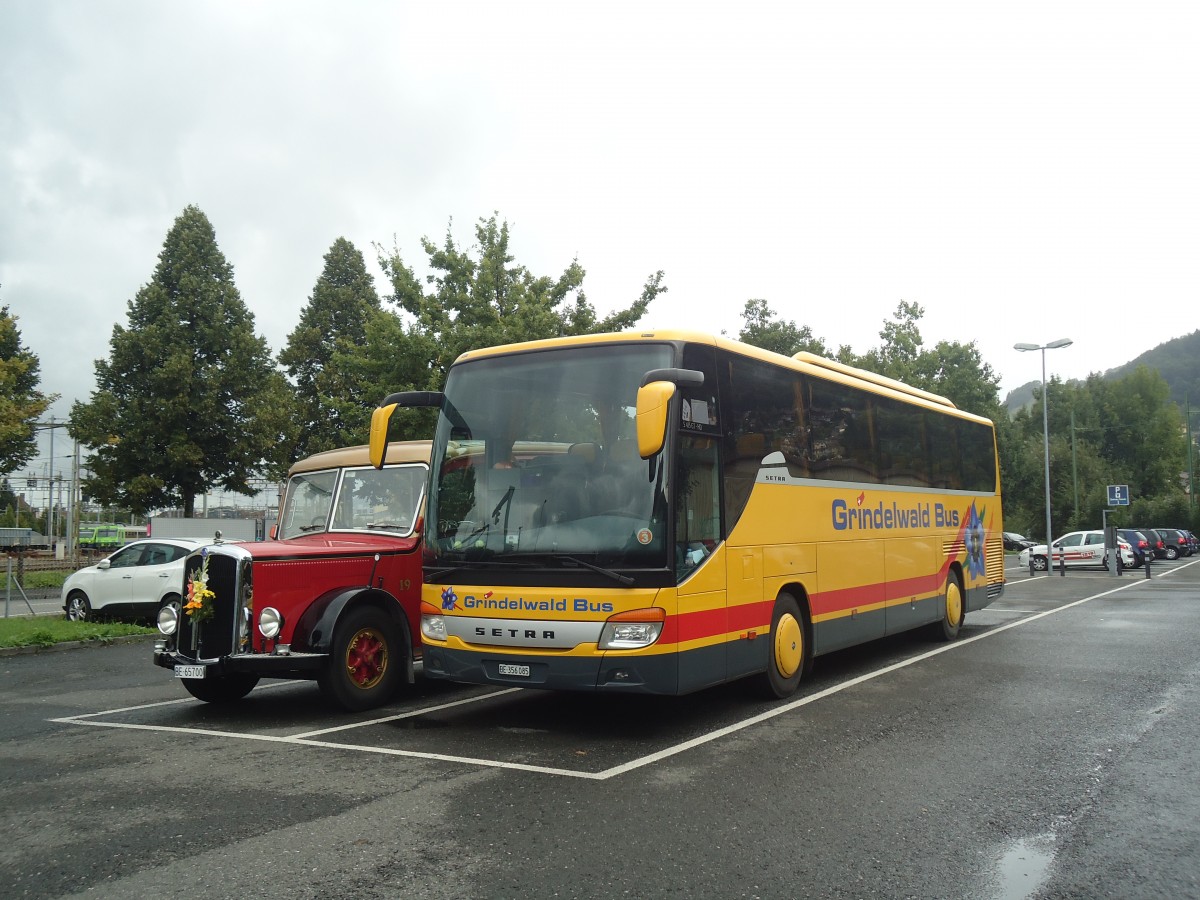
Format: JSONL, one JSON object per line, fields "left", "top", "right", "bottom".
{"left": 425, "top": 558, "right": 527, "bottom": 580}
{"left": 527, "top": 553, "right": 634, "bottom": 586}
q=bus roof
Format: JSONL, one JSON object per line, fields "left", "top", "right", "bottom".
{"left": 451, "top": 330, "right": 993, "bottom": 425}
{"left": 288, "top": 440, "right": 431, "bottom": 476}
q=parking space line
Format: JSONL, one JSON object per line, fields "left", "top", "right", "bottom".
{"left": 51, "top": 568, "right": 1185, "bottom": 781}
{"left": 290, "top": 688, "right": 522, "bottom": 739}
{"left": 58, "top": 680, "right": 295, "bottom": 721}
{"left": 51, "top": 715, "right": 599, "bottom": 778}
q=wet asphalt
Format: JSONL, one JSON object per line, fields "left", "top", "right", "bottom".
{"left": 2, "top": 557, "right": 1199, "bottom": 899}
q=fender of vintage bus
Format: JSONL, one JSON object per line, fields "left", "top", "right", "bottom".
{"left": 292, "top": 586, "right": 415, "bottom": 658}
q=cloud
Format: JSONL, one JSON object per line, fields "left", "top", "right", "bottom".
{"left": 2, "top": 0, "right": 1198, "bottom": 445}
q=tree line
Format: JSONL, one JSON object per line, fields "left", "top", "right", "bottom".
{"left": 1, "top": 205, "right": 1195, "bottom": 537}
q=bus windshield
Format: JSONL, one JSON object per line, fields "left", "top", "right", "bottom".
{"left": 427, "top": 343, "right": 674, "bottom": 571}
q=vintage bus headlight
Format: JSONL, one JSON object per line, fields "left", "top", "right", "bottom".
{"left": 420, "top": 602, "right": 446, "bottom": 641}
{"left": 258, "top": 607, "right": 284, "bottom": 640}
{"left": 157, "top": 603, "right": 179, "bottom": 636}
{"left": 598, "top": 608, "right": 666, "bottom": 650}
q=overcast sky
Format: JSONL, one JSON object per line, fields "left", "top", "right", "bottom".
{"left": 4, "top": 1, "right": 1198, "bottom": 485}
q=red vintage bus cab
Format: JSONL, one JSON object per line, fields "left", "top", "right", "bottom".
{"left": 153, "top": 441, "right": 429, "bottom": 711}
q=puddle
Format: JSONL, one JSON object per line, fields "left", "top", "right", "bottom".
{"left": 994, "top": 833, "right": 1056, "bottom": 899}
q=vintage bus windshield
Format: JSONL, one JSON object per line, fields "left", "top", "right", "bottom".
{"left": 427, "top": 343, "right": 674, "bottom": 571}
{"left": 278, "top": 464, "right": 426, "bottom": 539}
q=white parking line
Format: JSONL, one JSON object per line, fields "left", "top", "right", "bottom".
{"left": 51, "top": 567, "right": 1187, "bottom": 780}
{"left": 290, "top": 688, "right": 522, "bottom": 739}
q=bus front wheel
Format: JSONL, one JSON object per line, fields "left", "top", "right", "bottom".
{"left": 756, "top": 592, "right": 810, "bottom": 699}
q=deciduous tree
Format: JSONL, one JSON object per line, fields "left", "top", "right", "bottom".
{"left": 360, "top": 214, "right": 666, "bottom": 440}
{"left": 734, "top": 299, "right": 830, "bottom": 357}
{"left": 0, "top": 302, "right": 56, "bottom": 476}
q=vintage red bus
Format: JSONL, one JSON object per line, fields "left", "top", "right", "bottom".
{"left": 153, "top": 441, "right": 429, "bottom": 710}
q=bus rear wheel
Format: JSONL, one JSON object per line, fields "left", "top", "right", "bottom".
{"left": 932, "top": 571, "right": 964, "bottom": 641}
{"left": 755, "top": 592, "right": 810, "bottom": 699}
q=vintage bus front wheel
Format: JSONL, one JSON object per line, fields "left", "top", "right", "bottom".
{"left": 756, "top": 592, "right": 810, "bottom": 699}
{"left": 320, "top": 605, "right": 403, "bottom": 712}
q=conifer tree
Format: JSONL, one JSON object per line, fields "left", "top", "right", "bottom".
{"left": 69, "top": 206, "right": 295, "bottom": 516}
{"left": 279, "top": 237, "right": 381, "bottom": 457}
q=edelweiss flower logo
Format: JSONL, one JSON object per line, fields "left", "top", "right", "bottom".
{"left": 965, "top": 503, "right": 986, "bottom": 578}
{"left": 440, "top": 586, "right": 458, "bottom": 611}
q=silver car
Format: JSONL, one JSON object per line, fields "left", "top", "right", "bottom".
{"left": 62, "top": 538, "right": 204, "bottom": 621}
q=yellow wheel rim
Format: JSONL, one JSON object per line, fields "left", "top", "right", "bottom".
{"left": 946, "top": 580, "right": 963, "bottom": 628}
{"left": 774, "top": 613, "right": 803, "bottom": 679}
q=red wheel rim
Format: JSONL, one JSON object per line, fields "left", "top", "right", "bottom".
{"left": 345, "top": 626, "right": 388, "bottom": 690}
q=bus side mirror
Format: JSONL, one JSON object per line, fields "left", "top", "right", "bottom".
{"left": 636, "top": 381, "right": 676, "bottom": 459}
{"left": 369, "top": 403, "right": 398, "bottom": 469}
{"left": 370, "top": 390, "right": 445, "bottom": 468}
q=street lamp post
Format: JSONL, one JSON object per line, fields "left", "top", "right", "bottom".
{"left": 1015, "top": 338, "right": 1073, "bottom": 573}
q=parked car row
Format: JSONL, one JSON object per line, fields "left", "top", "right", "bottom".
{"left": 1009, "top": 524, "right": 1198, "bottom": 570}
{"left": 1143, "top": 526, "right": 1197, "bottom": 560}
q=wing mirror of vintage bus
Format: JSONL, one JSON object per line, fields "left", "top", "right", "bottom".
{"left": 635, "top": 368, "right": 705, "bottom": 459}
{"left": 370, "top": 391, "right": 444, "bottom": 468}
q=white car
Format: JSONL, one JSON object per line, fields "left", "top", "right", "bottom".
{"left": 1018, "top": 530, "right": 1135, "bottom": 572}
{"left": 63, "top": 538, "right": 204, "bottom": 621}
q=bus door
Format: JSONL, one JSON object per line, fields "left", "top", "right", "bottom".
{"left": 674, "top": 345, "right": 729, "bottom": 692}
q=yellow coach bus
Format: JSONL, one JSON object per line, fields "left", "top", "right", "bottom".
{"left": 370, "top": 330, "right": 1004, "bottom": 698}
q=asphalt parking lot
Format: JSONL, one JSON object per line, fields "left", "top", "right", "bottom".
{"left": 3, "top": 556, "right": 1200, "bottom": 899}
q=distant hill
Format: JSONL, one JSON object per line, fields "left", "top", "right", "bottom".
{"left": 1104, "top": 329, "right": 1200, "bottom": 410}
{"left": 1004, "top": 330, "right": 1200, "bottom": 415}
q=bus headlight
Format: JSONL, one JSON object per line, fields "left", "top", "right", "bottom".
{"left": 598, "top": 608, "right": 666, "bottom": 650}
{"left": 421, "top": 602, "right": 446, "bottom": 641}
{"left": 157, "top": 603, "right": 179, "bottom": 636}
{"left": 258, "top": 607, "right": 284, "bottom": 640}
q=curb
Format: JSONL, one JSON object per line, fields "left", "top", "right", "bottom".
{"left": 0, "top": 633, "right": 157, "bottom": 658}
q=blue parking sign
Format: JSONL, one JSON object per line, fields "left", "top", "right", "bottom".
{"left": 1107, "top": 484, "right": 1130, "bottom": 506}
